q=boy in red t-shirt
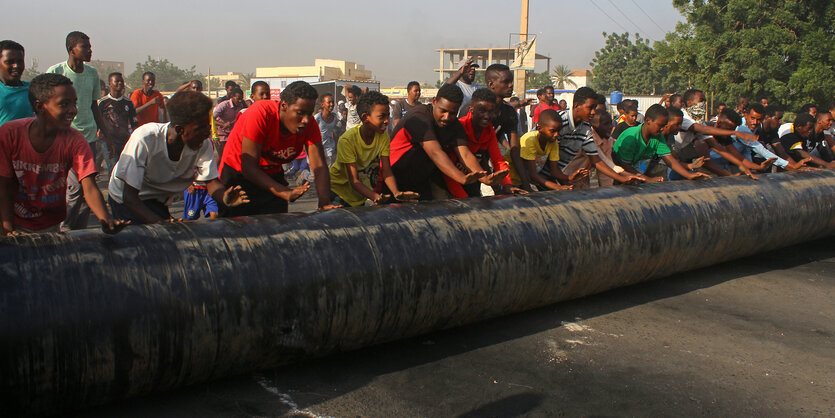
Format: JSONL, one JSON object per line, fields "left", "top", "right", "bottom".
{"left": 0, "top": 74, "right": 126, "bottom": 235}
{"left": 219, "top": 80, "right": 340, "bottom": 215}
{"left": 444, "top": 88, "right": 525, "bottom": 198}
{"left": 130, "top": 71, "right": 166, "bottom": 126}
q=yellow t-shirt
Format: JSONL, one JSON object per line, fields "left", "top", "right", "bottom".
{"left": 506, "top": 131, "right": 559, "bottom": 186}
{"left": 329, "top": 125, "right": 391, "bottom": 206}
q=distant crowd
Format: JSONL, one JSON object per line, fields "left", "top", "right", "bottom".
{"left": 0, "top": 32, "right": 833, "bottom": 236}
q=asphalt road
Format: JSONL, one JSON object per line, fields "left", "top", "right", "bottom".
{"left": 76, "top": 235, "right": 835, "bottom": 417}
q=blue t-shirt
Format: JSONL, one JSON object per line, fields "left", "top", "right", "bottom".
{"left": 0, "top": 80, "right": 33, "bottom": 127}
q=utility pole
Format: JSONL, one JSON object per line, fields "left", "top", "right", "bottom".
{"left": 514, "top": 0, "right": 529, "bottom": 98}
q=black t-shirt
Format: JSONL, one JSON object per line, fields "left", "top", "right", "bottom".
{"left": 612, "top": 121, "right": 634, "bottom": 139}
{"left": 390, "top": 104, "right": 467, "bottom": 197}
{"left": 491, "top": 101, "right": 519, "bottom": 142}
{"left": 780, "top": 132, "right": 806, "bottom": 153}
{"left": 761, "top": 128, "right": 780, "bottom": 145}
{"left": 98, "top": 96, "right": 138, "bottom": 145}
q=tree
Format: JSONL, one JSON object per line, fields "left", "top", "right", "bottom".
{"left": 526, "top": 71, "right": 552, "bottom": 90}
{"left": 22, "top": 58, "right": 40, "bottom": 82}
{"left": 589, "top": 32, "right": 663, "bottom": 95}
{"left": 126, "top": 56, "right": 204, "bottom": 92}
{"left": 666, "top": 0, "right": 835, "bottom": 109}
{"left": 550, "top": 65, "right": 577, "bottom": 90}
{"left": 89, "top": 60, "right": 123, "bottom": 84}
{"left": 240, "top": 72, "right": 255, "bottom": 90}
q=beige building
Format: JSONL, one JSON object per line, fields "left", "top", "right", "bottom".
{"left": 255, "top": 59, "right": 373, "bottom": 83}
{"left": 207, "top": 71, "right": 246, "bottom": 86}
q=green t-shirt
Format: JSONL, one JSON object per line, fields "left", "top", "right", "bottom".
{"left": 329, "top": 125, "right": 391, "bottom": 207}
{"left": 613, "top": 124, "right": 671, "bottom": 170}
{"left": 0, "top": 80, "right": 33, "bottom": 127}
{"left": 46, "top": 62, "right": 99, "bottom": 143}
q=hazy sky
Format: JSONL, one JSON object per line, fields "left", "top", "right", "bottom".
{"left": 7, "top": 0, "right": 685, "bottom": 87}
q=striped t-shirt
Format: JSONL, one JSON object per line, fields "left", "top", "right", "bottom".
{"left": 557, "top": 108, "right": 598, "bottom": 169}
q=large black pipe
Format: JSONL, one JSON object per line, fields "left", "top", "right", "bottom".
{"left": 2, "top": 171, "right": 835, "bottom": 415}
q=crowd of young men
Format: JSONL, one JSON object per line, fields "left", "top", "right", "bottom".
{"left": 1, "top": 34, "right": 833, "bottom": 236}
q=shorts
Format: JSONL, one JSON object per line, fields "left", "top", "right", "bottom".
{"left": 183, "top": 187, "right": 219, "bottom": 220}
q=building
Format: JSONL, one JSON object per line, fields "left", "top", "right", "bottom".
{"left": 253, "top": 59, "right": 379, "bottom": 102}
{"left": 435, "top": 47, "right": 551, "bottom": 83}
{"left": 207, "top": 71, "right": 246, "bottom": 87}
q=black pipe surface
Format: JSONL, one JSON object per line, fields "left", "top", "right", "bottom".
{"left": 2, "top": 170, "right": 835, "bottom": 415}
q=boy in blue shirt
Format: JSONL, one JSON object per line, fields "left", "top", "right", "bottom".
{"left": 0, "top": 40, "right": 33, "bottom": 126}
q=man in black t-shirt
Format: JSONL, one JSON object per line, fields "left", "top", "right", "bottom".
{"left": 97, "top": 72, "right": 138, "bottom": 160}
{"left": 483, "top": 64, "right": 526, "bottom": 185}
{"left": 389, "top": 84, "right": 496, "bottom": 200}
{"left": 779, "top": 112, "right": 835, "bottom": 168}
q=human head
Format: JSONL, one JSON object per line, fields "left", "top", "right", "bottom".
{"left": 537, "top": 109, "right": 563, "bottom": 142}
{"left": 816, "top": 112, "right": 833, "bottom": 133}
{"left": 592, "top": 110, "right": 613, "bottom": 138}
{"left": 762, "top": 105, "right": 784, "bottom": 131}
{"left": 559, "top": 99, "right": 568, "bottom": 110}
{"left": 793, "top": 113, "right": 815, "bottom": 138}
{"left": 643, "top": 104, "right": 668, "bottom": 136}
{"left": 662, "top": 107, "right": 684, "bottom": 136}
{"left": 190, "top": 79, "right": 203, "bottom": 92}
{"left": 278, "top": 81, "right": 318, "bottom": 134}
{"left": 357, "top": 90, "right": 391, "bottom": 133}
{"left": 485, "top": 64, "right": 513, "bottom": 99}
{"left": 737, "top": 95, "right": 749, "bottom": 110}
{"left": 745, "top": 104, "right": 765, "bottom": 131}
{"left": 65, "top": 31, "right": 91, "bottom": 62}
{"left": 320, "top": 93, "right": 335, "bottom": 114}
{"left": 250, "top": 81, "right": 269, "bottom": 102}
{"left": 594, "top": 94, "right": 607, "bottom": 113}
{"left": 543, "top": 86, "right": 555, "bottom": 104}
{"left": 406, "top": 81, "right": 421, "bottom": 103}
{"left": 229, "top": 86, "right": 244, "bottom": 106}
{"left": 432, "top": 83, "right": 463, "bottom": 128}
{"left": 669, "top": 94, "right": 683, "bottom": 109}
{"left": 224, "top": 80, "right": 237, "bottom": 95}
{"left": 508, "top": 96, "right": 520, "bottom": 109}
{"left": 107, "top": 72, "right": 125, "bottom": 97}
{"left": 572, "top": 87, "right": 598, "bottom": 122}
{"left": 460, "top": 60, "right": 479, "bottom": 84}
{"left": 346, "top": 85, "right": 362, "bottom": 105}
{"left": 800, "top": 103, "right": 818, "bottom": 117}
{"left": 622, "top": 101, "right": 638, "bottom": 126}
{"left": 683, "top": 89, "right": 705, "bottom": 107}
{"left": 28, "top": 73, "right": 77, "bottom": 129}
{"left": 142, "top": 72, "right": 155, "bottom": 91}
{"left": 717, "top": 108, "right": 742, "bottom": 130}
{"left": 0, "top": 40, "right": 25, "bottom": 85}
{"left": 470, "top": 88, "right": 497, "bottom": 130}
{"left": 166, "top": 90, "right": 213, "bottom": 150}
{"left": 760, "top": 97, "right": 769, "bottom": 106}
{"left": 716, "top": 102, "right": 727, "bottom": 114}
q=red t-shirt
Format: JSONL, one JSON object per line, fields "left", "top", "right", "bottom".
{"left": 220, "top": 100, "right": 321, "bottom": 175}
{"left": 0, "top": 118, "right": 96, "bottom": 230}
{"left": 532, "top": 102, "right": 563, "bottom": 124}
{"left": 130, "top": 89, "right": 165, "bottom": 126}
{"left": 444, "top": 114, "right": 511, "bottom": 198}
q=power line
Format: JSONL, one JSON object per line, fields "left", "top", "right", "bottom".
{"left": 588, "top": 0, "right": 631, "bottom": 34}
{"left": 630, "top": 0, "right": 668, "bottom": 38}
{"left": 605, "top": 0, "right": 645, "bottom": 36}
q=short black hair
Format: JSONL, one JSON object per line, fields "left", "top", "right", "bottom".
{"left": 347, "top": 85, "right": 362, "bottom": 97}
{"left": 65, "top": 31, "right": 89, "bottom": 53}
{"left": 107, "top": 72, "right": 122, "bottom": 81}
{"left": 142, "top": 71, "right": 155, "bottom": 79}
{"left": 716, "top": 101, "right": 726, "bottom": 108}
{"left": 670, "top": 94, "right": 683, "bottom": 104}
{"left": 230, "top": 86, "right": 244, "bottom": 97}
{"left": 592, "top": 110, "right": 612, "bottom": 126}
{"left": 667, "top": 106, "right": 684, "bottom": 119}
{"left": 167, "top": 90, "right": 213, "bottom": 126}
{"left": 544, "top": 85, "right": 555, "bottom": 92}
{"left": 794, "top": 112, "right": 815, "bottom": 128}
{"left": 436, "top": 83, "right": 464, "bottom": 104}
{"left": 817, "top": 112, "right": 832, "bottom": 121}
{"left": 28, "top": 73, "right": 73, "bottom": 108}
{"left": 357, "top": 90, "right": 389, "bottom": 117}
{"left": 251, "top": 80, "right": 269, "bottom": 92}
{"left": 224, "top": 80, "right": 237, "bottom": 89}
{"left": 645, "top": 104, "right": 667, "bottom": 121}
{"left": 536, "top": 87, "right": 546, "bottom": 97}
{"left": 720, "top": 108, "right": 742, "bottom": 126}
{"left": 764, "top": 105, "right": 782, "bottom": 117}
{"left": 800, "top": 103, "right": 818, "bottom": 114}
{"left": 191, "top": 79, "right": 203, "bottom": 90}
{"left": 471, "top": 88, "right": 497, "bottom": 104}
{"left": 596, "top": 93, "right": 607, "bottom": 106}
{"left": 509, "top": 96, "right": 520, "bottom": 104}
{"left": 485, "top": 63, "right": 511, "bottom": 83}
{"left": 573, "top": 87, "right": 598, "bottom": 107}
{"left": 616, "top": 101, "right": 625, "bottom": 110}
{"left": 280, "top": 80, "right": 318, "bottom": 104}
{"left": 320, "top": 92, "right": 334, "bottom": 102}
{"left": 623, "top": 101, "right": 638, "bottom": 113}
{"left": 538, "top": 109, "right": 562, "bottom": 127}
{"left": 0, "top": 40, "right": 24, "bottom": 55}
{"left": 683, "top": 89, "right": 703, "bottom": 104}
{"left": 748, "top": 103, "right": 765, "bottom": 115}
{"left": 406, "top": 81, "right": 420, "bottom": 90}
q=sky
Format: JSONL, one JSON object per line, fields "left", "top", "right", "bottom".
{"left": 6, "top": 0, "right": 685, "bottom": 87}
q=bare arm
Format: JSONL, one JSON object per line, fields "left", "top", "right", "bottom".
{"left": 661, "top": 155, "right": 710, "bottom": 180}
{"left": 420, "top": 140, "right": 484, "bottom": 185}
{"left": 524, "top": 159, "right": 570, "bottom": 191}
{"left": 134, "top": 96, "right": 160, "bottom": 114}
{"left": 80, "top": 175, "right": 125, "bottom": 233}
{"left": 704, "top": 137, "right": 757, "bottom": 179}
{"left": 445, "top": 58, "right": 473, "bottom": 85}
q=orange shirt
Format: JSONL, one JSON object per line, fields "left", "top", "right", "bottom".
{"left": 130, "top": 89, "right": 165, "bottom": 126}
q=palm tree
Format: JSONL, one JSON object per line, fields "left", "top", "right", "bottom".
{"left": 551, "top": 65, "right": 577, "bottom": 90}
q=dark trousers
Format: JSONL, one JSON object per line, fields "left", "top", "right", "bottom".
{"left": 108, "top": 195, "right": 171, "bottom": 224}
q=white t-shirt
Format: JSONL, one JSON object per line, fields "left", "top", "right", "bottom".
{"left": 671, "top": 111, "right": 709, "bottom": 152}
{"left": 778, "top": 122, "right": 793, "bottom": 139}
{"left": 456, "top": 80, "right": 483, "bottom": 118}
{"left": 108, "top": 123, "right": 217, "bottom": 204}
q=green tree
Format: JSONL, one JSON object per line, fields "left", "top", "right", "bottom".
{"left": 525, "top": 71, "right": 552, "bottom": 90}
{"left": 589, "top": 32, "right": 662, "bottom": 95}
{"left": 240, "top": 72, "right": 255, "bottom": 90}
{"left": 89, "top": 60, "right": 123, "bottom": 84}
{"left": 126, "top": 56, "right": 204, "bottom": 92}
{"left": 550, "top": 65, "right": 577, "bottom": 90}
{"left": 667, "top": 0, "right": 835, "bottom": 109}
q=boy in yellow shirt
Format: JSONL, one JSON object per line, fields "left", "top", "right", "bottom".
{"left": 329, "top": 91, "right": 419, "bottom": 206}
{"left": 506, "top": 109, "right": 588, "bottom": 192}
